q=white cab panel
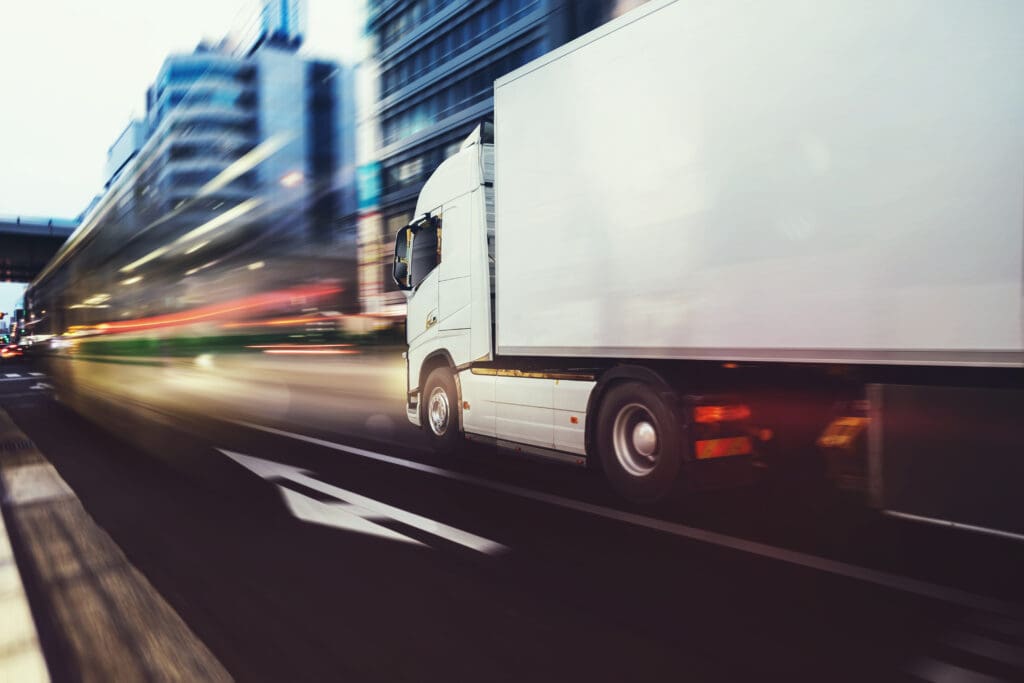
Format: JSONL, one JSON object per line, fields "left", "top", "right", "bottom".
{"left": 553, "top": 379, "right": 595, "bottom": 455}
{"left": 494, "top": 376, "right": 555, "bottom": 448}
{"left": 461, "top": 372, "right": 594, "bottom": 455}
{"left": 406, "top": 267, "right": 438, "bottom": 359}
{"left": 469, "top": 182, "right": 495, "bottom": 364}
{"left": 438, "top": 278, "right": 471, "bottom": 330}
{"left": 459, "top": 370, "right": 496, "bottom": 437}
{"left": 438, "top": 206, "right": 468, "bottom": 280}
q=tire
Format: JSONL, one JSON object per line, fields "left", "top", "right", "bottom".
{"left": 421, "top": 366, "right": 462, "bottom": 454}
{"left": 596, "top": 381, "right": 684, "bottom": 503}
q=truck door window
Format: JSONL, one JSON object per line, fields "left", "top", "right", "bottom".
{"left": 410, "top": 217, "right": 441, "bottom": 286}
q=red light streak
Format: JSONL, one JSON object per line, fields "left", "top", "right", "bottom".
{"left": 93, "top": 285, "right": 341, "bottom": 334}
{"left": 223, "top": 315, "right": 340, "bottom": 329}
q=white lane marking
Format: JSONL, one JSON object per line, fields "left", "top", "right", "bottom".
{"left": 884, "top": 510, "right": 1024, "bottom": 543}
{"left": 231, "top": 419, "right": 1024, "bottom": 618}
{"left": 943, "top": 632, "right": 1024, "bottom": 669}
{"left": 220, "top": 449, "right": 506, "bottom": 555}
{"left": 28, "top": 373, "right": 43, "bottom": 378}
{"left": 0, "top": 377, "right": 34, "bottom": 383}
{"left": 4, "top": 374, "right": 20, "bottom": 378}
{"left": 905, "top": 657, "right": 1009, "bottom": 683}
{"left": 967, "top": 613, "right": 1024, "bottom": 641}
{"left": 278, "top": 487, "right": 425, "bottom": 547}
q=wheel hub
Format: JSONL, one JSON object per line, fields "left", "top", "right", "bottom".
{"left": 612, "top": 403, "right": 660, "bottom": 477}
{"left": 632, "top": 421, "right": 658, "bottom": 458}
{"left": 427, "top": 386, "right": 449, "bottom": 436}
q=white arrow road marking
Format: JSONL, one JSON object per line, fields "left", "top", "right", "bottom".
{"left": 220, "top": 449, "right": 506, "bottom": 555}
{"left": 279, "top": 487, "right": 425, "bottom": 547}
{"left": 905, "top": 657, "right": 1008, "bottom": 683}
{"left": 229, "top": 419, "right": 1024, "bottom": 618}
{"left": 29, "top": 383, "right": 52, "bottom": 391}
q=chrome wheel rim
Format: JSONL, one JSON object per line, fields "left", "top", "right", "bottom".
{"left": 427, "top": 386, "right": 450, "bottom": 436}
{"left": 612, "top": 403, "right": 659, "bottom": 477}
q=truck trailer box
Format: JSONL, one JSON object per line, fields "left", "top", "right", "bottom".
{"left": 492, "top": 0, "right": 1024, "bottom": 367}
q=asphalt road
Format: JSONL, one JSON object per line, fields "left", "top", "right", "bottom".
{"left": 1, "top": 356, "right": 1023, "bottom": 682}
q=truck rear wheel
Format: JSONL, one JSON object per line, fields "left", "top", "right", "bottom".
{"left": 421, "top": 367, "right": 462, "bottom": 454}
{"left": 596, "top": 381, "right": 682, "bottom": 503}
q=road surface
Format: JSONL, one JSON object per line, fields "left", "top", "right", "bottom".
{"left": 0, "top": 355, "right": 1022, "bottom": 682}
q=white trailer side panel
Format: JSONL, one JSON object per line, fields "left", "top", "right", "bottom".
{"left": 493, "top": 0, "right": 1024, "bottom": 366}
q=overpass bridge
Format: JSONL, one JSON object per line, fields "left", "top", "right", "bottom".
{"left": 0, "top": 215, "right": 77, "bottom": 282}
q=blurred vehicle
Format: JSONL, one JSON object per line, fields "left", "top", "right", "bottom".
{"left": 1, "top": 343, "right": 24, "bottom": 360}
{"left": 393, "top": 0, "right": 1024, "bottom": 536}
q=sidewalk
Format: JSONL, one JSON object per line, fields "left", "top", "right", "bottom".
{"left": 0, "top": 466, "right": 48, "bottom": 682}
{"left": 0, "top": 409, "right": 232, "bottom": 682}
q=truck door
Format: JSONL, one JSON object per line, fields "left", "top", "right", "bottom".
{"left": 438, "top": 205, "right": 470, "bottom": 332}
{"left": 406, "top": 213, "right": 442, "bottom": 353}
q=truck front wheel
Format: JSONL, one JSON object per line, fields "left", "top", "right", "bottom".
{"left": 421, "top": 367, "right": 462, "bottom": 454}
{"left": 596, "top": 381, "right": 683, "bottom": 503}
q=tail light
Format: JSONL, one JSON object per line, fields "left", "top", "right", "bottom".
{"left": 693, "top": 404, "right": 751, "bottom": 424}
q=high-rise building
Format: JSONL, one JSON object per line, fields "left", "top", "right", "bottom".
{"left": 73, "top": 0, "right": 360, "bottom": 313}
{"left": 104, "top": 119, "right": 147, "bottom": 190}
{"left": 136, "top": 41, "right": 353, "bottom": 244}
{"left": 258, "top": 0, "right": 307, "bottom": 49}
{"left": 355, "top": 0, "right": 645, "bottom": 316}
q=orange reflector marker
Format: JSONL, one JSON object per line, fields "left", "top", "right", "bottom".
{"left": 694, "top": 437, "right": 753, "bottom": 460}
{"left": 463, "top": 401, "right": 471, "bottom": 410}
{"left": 570, "top": 416, "right": 579, "bottom": 424}
{"left": 817, "top": 417, "right": 869, "bottom": 449}
{"left": 694, "top": 404, "right": 751, "bottom": 423}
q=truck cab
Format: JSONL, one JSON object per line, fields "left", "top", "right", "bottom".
{"left": 393, "top": 124, "right": 495, "bottom": 430}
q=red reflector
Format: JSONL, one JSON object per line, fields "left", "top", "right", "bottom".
{"left": 463, "top": 401, "right": 470, "bottom": 410}
{"left": 694, "top": 437, "right": 753, "bottom": 460}
{"left": 570, "top": 416, "right": 579, "bottom": 424}
{"left": 694, "top": 404, "right": 751, "bottom": 423}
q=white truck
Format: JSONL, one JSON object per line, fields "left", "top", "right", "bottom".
{"left": 392, "top": 0, "right": 1024, "bottom": 529}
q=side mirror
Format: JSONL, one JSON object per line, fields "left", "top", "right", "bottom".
{"left": 393, "top": 226, "right": 412, "bottom": 290}
{"left": 394, "top": 259, "right": 409, "bottom": 287}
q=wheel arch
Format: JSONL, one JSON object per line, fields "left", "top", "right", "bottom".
{"left": 418, "top": 350, "right": 456, "bottom": 393}
{"left": 418, "top": 350, "right": 461, "bottom": 431}
{"left": 584, "top": 364, "right": 688, "bottom": 465}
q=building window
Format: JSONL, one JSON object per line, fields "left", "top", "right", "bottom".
{"left": 381, "top": 39, "right": 541, "bottom": 147}
{"left": 380, "top": 0, "right": 539, "bottom": 98}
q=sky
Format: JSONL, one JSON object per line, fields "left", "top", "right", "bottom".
{"left": 0, "top": 0, "right": 362, "bottom": 221}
